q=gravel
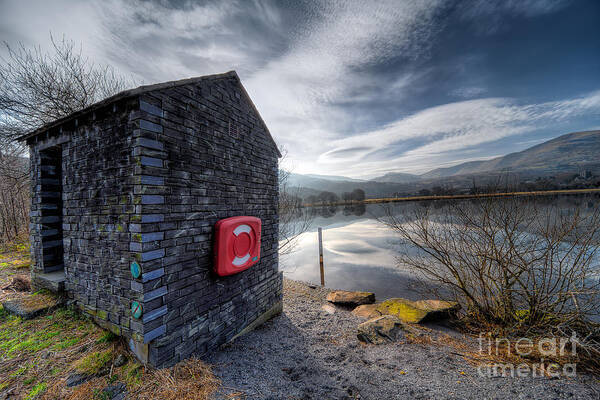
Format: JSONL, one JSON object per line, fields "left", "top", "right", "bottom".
{"left": 207, "top": 279, "right": 600, "bottom": 399}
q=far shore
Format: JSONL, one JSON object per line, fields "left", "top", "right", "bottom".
{"left": 303, "top": 187, "right": 600, "bottom": 207}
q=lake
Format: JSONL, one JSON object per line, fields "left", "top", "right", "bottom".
{"left": 279, "top": 194, "right": 600, "bottom": 301}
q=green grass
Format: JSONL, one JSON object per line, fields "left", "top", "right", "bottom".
{"left": 96, "top": 330, "right": 118, "bottom": 344}
{"left": 74, "top": 349, "right": 114, "bottom": 375}
{"left": 123, "top": 361, "right": 143, "bottom": 387}
{"left": 25, "top": 382, "right": 46, "bottom": 399}
{"left": 0, "top": 307, "right": 96, "bottom": 360}
{"left": 0, "top": 302, "right": 108, "bottom": 396}
{"left": 52, "top": 336, "right": 81, "bottom": 350}
{"left": 10, "top": 365, "right": 27, "bottom": 377}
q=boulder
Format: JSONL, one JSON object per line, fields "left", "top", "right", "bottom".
{"left": 113, "top": 353, "right": 127, "bottom": 367}
{"left": 326, "top": 290, "right": 375, "bottom": 306}
{"left": 357, "top": 315, "right": 406, "bottom": 344}
{"left": 1, "top": 292, "right": 64, "bottom": 320}
{"left": 321, "top": 303, "right": 336, "bottom": 315}
{"left": 376, "top": 298, "right": 460, "bottom": 324}
{"left": 414, "top": 299, "right": 460, "bottom": 320}
{"left": 102, "top": 382, "right": 127, "bottom": 400}
{"left": 66, "top": 373, "right": 93, "bottom": 387}
{"left": 352, "top": 304, "right": 382, "bottom": 319}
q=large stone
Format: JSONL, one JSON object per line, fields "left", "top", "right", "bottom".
{"left": 66, "top": 373, "right": 93, "bottom": 387}
{"left": 102, "top": 382, "right": 127, "bottom": 400}
{"left": 352, "top": 304, "right": 382, "bottom": 319}
{"left": 1, "top": 292, "right": 64, "bottom": 320}
{"left": 414, "top": 299, "right": 460, "bottom": 320}
{"left": 321, "top": 303, "right": 336, "bottom": 314}
{"left": 376, "top": 298, "right": 460, "bottom": 324}
{"left": 357, "top": 315, "right": 406, "bottom": 344}
{"left": 326, "top": 290, "right": 375, "bottom": 306}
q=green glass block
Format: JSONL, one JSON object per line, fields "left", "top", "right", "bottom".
{"left": 130, "top": 261, "right": 141, "bottom": 279}
{"left": 131, "top": 301, "right": 142, "bottom": 319}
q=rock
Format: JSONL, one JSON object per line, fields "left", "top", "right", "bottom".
{"left": 102, "top": 382, "right": 126, "bottom": 400}
{"left": 113, "top": 353, "right": 127, "bottom": 367}
{"left": 357, "top": 315, "right": 406, "bottom": 344}
{"left": 321, "top": 303, "right": 336, "bottom": 314}
{"left": 326, "top": 290, "right": 375, "bottom": 306}
{"left": 376, "top": 298, "right": 460, "bottom": 324}
{"left": 66, "top": 373, "right": 92, "bottom": 387}
{"left": 352, "top": 304, "right": 382, "bottom": 319}
{"left": 1, "top": 292, "right": 64, "bottom": 320}
{"left": 413, "top": 299, "right": 460, "bottom": 320}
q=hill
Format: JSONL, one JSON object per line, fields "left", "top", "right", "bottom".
{"left": 371, "top": 172, "right": 420, "bottom": 183}
{"left": 422, "top": 130, "right": 600, "bottom": 179}
{"left": 284, "top": 130, "right": 600, "bottom": 200}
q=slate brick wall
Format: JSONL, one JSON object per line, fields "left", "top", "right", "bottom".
{"left": 27, "top": 73, "right": 281, "bottom": 368}
{"left": 134, "top": 75, "right": 281, "bottom": 367}
{"left": 28, "top": 98, "right": 144, "bottom": 340}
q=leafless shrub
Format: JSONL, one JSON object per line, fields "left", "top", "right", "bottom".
{"left": 278, "top": 166, "right": 312, "bottom": 256}
{"left": 382, "top": 197, "right": 600, "bottom": 369}
{"left": 278, "top": 148, "right": 313, "bottom": 256}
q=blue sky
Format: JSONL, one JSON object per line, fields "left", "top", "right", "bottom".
{"left": 1, "top": 0, "right": 599, "bottom": 178}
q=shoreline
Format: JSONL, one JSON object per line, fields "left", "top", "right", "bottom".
{"left": 303, "top": 187, "right": 600, "bottom": 207}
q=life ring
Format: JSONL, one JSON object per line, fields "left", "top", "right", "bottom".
{"left": 214, "top": 216, "right": 261, "bottom": 276}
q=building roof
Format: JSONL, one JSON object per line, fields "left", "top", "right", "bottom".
{"left": 18, "top": 71, "right": 281, "bottom": 157}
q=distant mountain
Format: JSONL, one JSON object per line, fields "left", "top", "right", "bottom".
{"left": 372, "top": 172, "right": 421, "bottom": 183}
{"left": 303, "top": 173, "right": 366, "bottom": 182}
{"left": 422, "top": 131, "right": 600, "bottom": 179}
{"left": 285, "top": 172, "right": 418, "bottom": 199}
{"left": 284, "top": 130, "right": 600, "bottom": 200}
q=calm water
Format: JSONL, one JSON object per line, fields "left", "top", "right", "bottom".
{"left": 279, "top": 195, "right": 600, "bottom": 301}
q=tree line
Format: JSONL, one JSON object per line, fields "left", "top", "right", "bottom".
{"left": 304, "top": 188, "right": 365, "bottom": 205}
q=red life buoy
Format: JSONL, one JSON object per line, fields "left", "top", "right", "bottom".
{"left": 214, "top": 216, "right": 261, "bottom": 276}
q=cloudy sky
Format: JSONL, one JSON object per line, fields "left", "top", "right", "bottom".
{"left": 1, "top": 0, "right": 599, "bottom": 178}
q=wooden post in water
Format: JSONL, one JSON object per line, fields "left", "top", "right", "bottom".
{"left": 318, "top": 227, "right": 325, "bottom": 286}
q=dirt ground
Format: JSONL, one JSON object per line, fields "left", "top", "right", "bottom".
{"left": 2, "top": 244, "right": 600, "bottom": 399}
{"left": 208, "top": 279, "right": 600, "bottom": 399}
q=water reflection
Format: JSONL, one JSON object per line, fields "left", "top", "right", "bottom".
{"left": 280, "top": 194, "right": 600, "bottom": 301}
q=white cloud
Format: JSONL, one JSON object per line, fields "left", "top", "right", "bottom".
{"left": 244, "top": 0, "right": 444, "bottom": 169}
{"left": 451, "top": 86, "right": 487, "bottom": 98}
{"left": 318, "top": 90, "right": 600, "bottom": 177}
{"left": 0, "top": 0, "right": 595, "bottom": 179}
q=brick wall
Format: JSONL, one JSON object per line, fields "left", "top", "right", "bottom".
{"left": 133, "top": 75, "right": 281, "bottom": 367}
{"left": 26, "top": 73, "right": 282, "bottom": 368}
{"left": 28, "top": 98, "right": 143, "bottom": 340}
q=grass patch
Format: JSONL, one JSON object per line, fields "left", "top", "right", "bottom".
{"left": 25, "top": 381, "right": 46, "bottom": 399}
{"left": 0, "top": 247, "right": 220, "bottom": 399}
{"left": 0, "top": 303, "right": 106, "bottom": 398}
{"left": 95, "top": 331, "right": 118, "bottom": 344}
{"left": 74, "top": 350, "right": 114, "bottom": 375}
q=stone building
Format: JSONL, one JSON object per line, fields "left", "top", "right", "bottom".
{"left": 19, "top": 71, "right": 282, "bottom": 367}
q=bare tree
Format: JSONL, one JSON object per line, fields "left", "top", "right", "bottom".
{"left": 382, "top": 198, "right": 600, "bottom": 335}
{"left": 0, "top": 35, "right": 132, "bottom": 145}
{"left": 0, "top": 34, "right": 132, "bottom": 244}
{"left": 278, "top": 149, "right": 313, "bottom": 256}
{"left": 0, "top": 142, "right": 28, "bottom": 242}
